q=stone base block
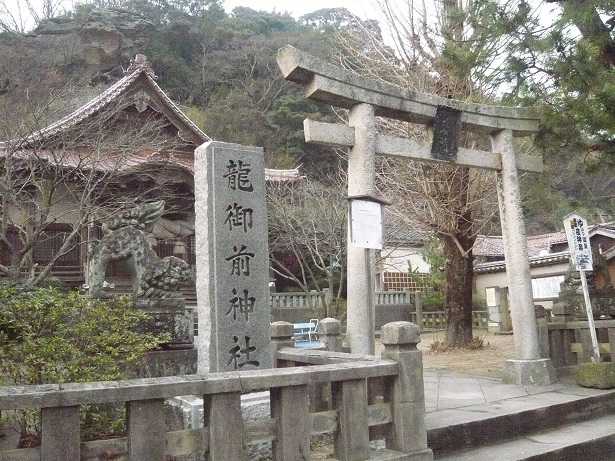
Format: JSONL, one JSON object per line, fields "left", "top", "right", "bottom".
{"left": 576, "top": 362, "right": 615, "bottom": 389}
{"left": 502, "top": 358, "right": 557, "bottom": 386}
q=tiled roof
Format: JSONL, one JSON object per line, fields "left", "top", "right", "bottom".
{"left": 383, "top": 212, "right": 429, "bottom": 245}
{"left": 3, "top": 54, "right": 301, "bottom": 182}
{"left": 474, "top": 251, "right": 570, "bottom": 274}
{"left": 474, "top": 231, "right": 567, "bottom": 258}
{"left": 475, "top": 223, "right": 615, "bottom": 258}
{"left": 20, "top": 54, "right": 210, "bottom": 147}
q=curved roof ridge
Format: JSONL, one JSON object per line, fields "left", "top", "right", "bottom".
{"left": 21, "top": 54, "right": 210, "bottom": 147}
{"left": 137, "top": 60, "right": 210, "bottom": 143}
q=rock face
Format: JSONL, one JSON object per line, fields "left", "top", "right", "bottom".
{"left": 34, "top": 8, "right": 153, "bottom": 69}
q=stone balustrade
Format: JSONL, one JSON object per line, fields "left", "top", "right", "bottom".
{"left": 0, "top": 321, "right": 432, "bottom": 461}
{"left": 547, "top": 319, "right": 615, "bottom": 371}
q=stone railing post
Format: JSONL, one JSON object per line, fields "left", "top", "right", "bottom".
{"left": 414, "top": 291, "right": 423, "bottom": 331}
{"left": 271, "top": 321, "right": 295, "bottom": 367}
{"left": 41, "top": 406, "right": 80, "bottom": 461}
{"left": 552, "top": 299, "right": 574, "bottom": 323}
{"left": 548, "top": 299, "right": 576, "bottom": 369}
{"left": 310, "top": 318, "right": 343, "bottom": 412}
{"left": 381, "top": 321, "right": 433, "bottom": 460}
{"left": 535, "top": 304, "right": 550, "bottom": 359}
{"left": 318, "top": 317, "right": 342, "bottom": 352}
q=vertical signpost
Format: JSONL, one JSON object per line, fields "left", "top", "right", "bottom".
{"left": 563, "top": 212, "right": 600, "bottom": 362}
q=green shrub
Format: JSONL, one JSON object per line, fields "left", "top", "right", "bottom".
{"left": 421, "top": 290, "right": 444, "bottom": 311}
{"left": 0, "top": 283, "right": 169, "bottom": 445}
{"left": 472, "top": 294, "right": 487, "bottom": 311}
{"left": 409, "top": 237, "right": 445, "bottom": 311}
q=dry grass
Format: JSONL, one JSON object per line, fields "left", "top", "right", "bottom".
{"left": 429, "top": 335, "right": 485, "bottom": 353}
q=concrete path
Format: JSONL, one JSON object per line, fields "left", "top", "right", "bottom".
{"left": 424, "top": 369, "right": 615, "bottom": 420}
{"left": 424, "top": 369, "right": 615, "bottom": 460}
{"left": 424, "top": 370, "right": 577, "bottom": 413}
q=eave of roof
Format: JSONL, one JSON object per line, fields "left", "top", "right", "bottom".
{"left": 590, "top": 225, "right": 615, "bottom": 240}
{"left": 262, "top": 168, "right": 303, "bottom": 182}
{"left": 7, "top": 147, "right": 303, "bottom": 182}
{"left": 474, "top": 250, "right": 570, "bottom": 274}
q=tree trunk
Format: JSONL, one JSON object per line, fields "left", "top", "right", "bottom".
{"left": 442, "top": 165, "right": 475, "bottom": 347}
{"left": 442, "top": 232, "right": 474, "bottom": 347}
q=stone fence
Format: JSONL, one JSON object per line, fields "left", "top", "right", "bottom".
{"left": 0, "top": 320, "right": 433, "bottom": 461}
{"left": 544, "top": 319, "right": 615, "bottom": 373}
{"left": 270, "top": 290, "right": 488, "bottom": 331}
{"left": 269, "top": 289, "right": 332, "bottom": 323}
{"left": 532, "top": 300, "right": 615, "bottom": 374}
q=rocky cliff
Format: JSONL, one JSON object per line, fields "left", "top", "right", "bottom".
{"left": 4, "top": 8, "right": 154, "bottom": 81}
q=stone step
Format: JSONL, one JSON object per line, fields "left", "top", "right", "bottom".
{"left": 435, "top": 413, "right": 615, "bottom": 461}
{"left": 427, "top": 386, "right": 615, "bottom": 457}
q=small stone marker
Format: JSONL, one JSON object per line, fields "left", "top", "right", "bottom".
{"left": 194, "top": 142, "right": 272, "bottom": 373}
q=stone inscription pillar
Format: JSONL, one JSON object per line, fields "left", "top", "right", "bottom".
{"left": 347, "top": 103, "right": 377, "bottom": 355}
{"left": 194, "top": 141, "right": 272, "bottom": 373}
{"left": 492, "top": 129, "right": 555, "bottom": 384}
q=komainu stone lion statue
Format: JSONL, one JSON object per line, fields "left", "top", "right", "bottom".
{"left": 88, "top": 201, "right": 192, "bottom": 298}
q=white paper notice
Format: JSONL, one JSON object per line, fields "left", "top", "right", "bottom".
{"left": 350, "top": 199, "right": 383, "bottom": 249}
{"left": 485, "top": 287, "right": 497, "bottom": 307}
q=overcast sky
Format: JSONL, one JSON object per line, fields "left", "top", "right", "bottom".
{"left": 223, "top": 0, "right": 380, "bottom": 20}
{"left": 0, "top": 0, "right": 384, "bottom": 33}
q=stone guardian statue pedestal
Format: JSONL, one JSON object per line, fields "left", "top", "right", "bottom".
{"left": 87, "top": 201, "right": 197, "bottom": 377}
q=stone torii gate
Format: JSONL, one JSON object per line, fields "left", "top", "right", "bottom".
{"left": 277, "top": 46, "right": 556, "bottom": 385}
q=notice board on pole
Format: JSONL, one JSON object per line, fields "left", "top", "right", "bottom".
{"left": 348, "top": 196, "right": 387, "bottom": 250}
{"left": 563, "top": 212, "right": 593, "bottom": 272}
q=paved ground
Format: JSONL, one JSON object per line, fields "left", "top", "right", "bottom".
{"left": 424, "top": 371, "right": 615, "bottom": 461}
{"left": 413, "top": 331, "right": 609, "bottom": 415}
{"left": 423, "top": 369, "right": 574, "bottom": 413}
{"left": 375, "top": 328, "right": 585, "bottom": 413}
{"left": 312, "top": 331, "right": 607, "bottom": 460}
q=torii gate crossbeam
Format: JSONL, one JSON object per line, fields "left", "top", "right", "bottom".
{"left": 277, "top": 46, "right": 556, "bottom": 385}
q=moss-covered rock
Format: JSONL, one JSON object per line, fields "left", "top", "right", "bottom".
{"left": 576, "top": 362, "right": 615, "bottom": 389}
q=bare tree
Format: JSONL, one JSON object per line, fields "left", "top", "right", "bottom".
{"left": 0, "top": 0, "right": 69, "bottom": 33}
{"left": 267, "top": 172, "right": 347, "bottom": 318}
{"left": 330, "top": 0, "right": 518, "bottom": 346}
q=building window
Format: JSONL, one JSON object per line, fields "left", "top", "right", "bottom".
{"left": 382, "top": 272, "right": 431, "bottom": 291}
{"left": 1, "top": 224, "right": 80, "bottom": 268}
{"left": 32, "top": 224, "right": 80, "bottom": 266}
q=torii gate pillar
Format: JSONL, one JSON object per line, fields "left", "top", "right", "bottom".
{"left": 493, "top": 130, "right": 556, "bottom": 383}
{"left": 278, "top": 46, "right": 556, "bottom": 385}
{"left": 347, "top": 104, "right": 377, "bottom": 355}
